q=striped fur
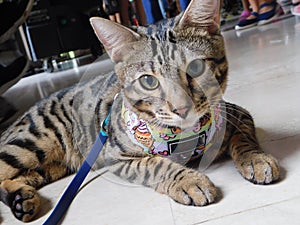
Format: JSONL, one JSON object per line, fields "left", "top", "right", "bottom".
{"left": 0, "top": 0, "right": 279, "bottom": 222}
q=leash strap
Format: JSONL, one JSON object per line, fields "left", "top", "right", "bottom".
{"left": 42, "top": 122, "right": 109, "bottom": 225}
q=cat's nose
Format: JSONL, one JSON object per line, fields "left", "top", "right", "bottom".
{"left": 172, "top": 106, "right": 191, "bottom": 119}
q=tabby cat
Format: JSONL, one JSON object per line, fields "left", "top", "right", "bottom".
{"left": 0, "top": 0, "right": 280, "bottom": 222}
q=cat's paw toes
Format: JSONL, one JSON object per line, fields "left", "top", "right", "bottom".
{"left": 168, "top": 171, "right": 218, "bottom": 206}
{"left": 10, "top": 186, "right": 41, "bottom": 222}
{"left": 237, "top": 153, "right": 280, "bottom": 184}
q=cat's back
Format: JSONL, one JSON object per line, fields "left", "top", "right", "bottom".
{"left": 0, "top": 72, "right": 119, "bottom": 149}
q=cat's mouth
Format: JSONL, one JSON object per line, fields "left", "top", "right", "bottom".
{"left": 154, "top": 108, "right": 207, "bottom": 130}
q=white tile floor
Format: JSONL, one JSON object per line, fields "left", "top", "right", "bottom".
{"left": 1, "top": 16, "right": 300, "bottom": 225}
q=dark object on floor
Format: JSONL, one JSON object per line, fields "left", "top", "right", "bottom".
{"left": 0, "top": 56, "right": 29, "bottom": 95}
{"left": 0, "top": 97, "right": 16, "bottom": 125}
{"left": 22, "top": 0, "right": 103, "bottom": 62}
{"left": 0, "top": 0, "right": 34, "bottom": 44}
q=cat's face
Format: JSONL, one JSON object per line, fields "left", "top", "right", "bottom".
{"left": 91, "top": 0, "right": 227, "bottom": 129}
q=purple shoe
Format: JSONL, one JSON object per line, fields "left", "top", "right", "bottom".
{"left": 238, "top": 10, "right": 251, "bottom": 22}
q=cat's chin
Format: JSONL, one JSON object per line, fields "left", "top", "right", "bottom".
{"left": 164, "top": 115, "right": 203, "bottom": 130}
{"left": 178, "top": 119, "right": 201, "bottom": 130}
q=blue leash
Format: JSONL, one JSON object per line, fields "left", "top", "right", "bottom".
{"left": 42, "top": 114, "right": 110, "bottom": 225}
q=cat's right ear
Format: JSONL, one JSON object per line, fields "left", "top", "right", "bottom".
{"left": 90, "top": 17, "right": 140, "bottom": 62}
{"left": 178, "top": 0, "right": 221, "bottom": 34}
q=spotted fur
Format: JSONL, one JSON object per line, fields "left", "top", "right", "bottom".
{"left": 0, "top": 0, "right": 279, "bottom": 222}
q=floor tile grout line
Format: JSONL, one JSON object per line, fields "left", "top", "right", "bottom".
{"left": 260, "top": 133, "right": 300, "bottom": 144}
{"left": 188, "top": 195, "right": 300, "bottom": 225}
{"left": 168, "top": 197, "right": 177, "bottom": 225}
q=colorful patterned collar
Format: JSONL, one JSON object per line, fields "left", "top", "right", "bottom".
{"left": 121, "top": 102, "right": 223, "bottom": 164}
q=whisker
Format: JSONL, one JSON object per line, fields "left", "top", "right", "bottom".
{"left": 219, "top": 105, "right": 252, "bottom": 119}
{"left": 208, "top": 101, "right": 252, "bottom": 118}
{"left": 219, "top": 114, "right": 256, "bottom": 144}
{"left": 215, "top": 108, "right": 253, "bottom": 131}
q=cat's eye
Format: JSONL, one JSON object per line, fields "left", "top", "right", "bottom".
{"left": 139, "top": 75, "right": 160, "bottom": 90}
{"left": 186, "top": 59, "right": 205, "bottom": 78}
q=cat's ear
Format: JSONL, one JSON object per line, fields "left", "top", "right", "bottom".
{"left": 90, "top": 17, "right": 140, "bottom": 62}
{"left": 178, "top": 0, "right": 221, "bottom": 34}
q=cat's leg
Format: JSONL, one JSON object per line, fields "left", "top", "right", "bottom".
{"left": 0, "top": 161, "right": 70, "bottom": 222}
{"left": 108, "top": 156, "right": 218, "bottom": 206}
{"left": 0, "top": 179, "right": 41, "bottom": 222}
{"left": 225, "top": 102, "right": 280, "bottom": 184}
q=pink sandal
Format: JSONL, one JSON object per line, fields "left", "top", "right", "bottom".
{"left": 292, "top": 1, "right": 300, "bottom": 16}
{"left": 239, "top": 10, "right": 251, "bottom": 22}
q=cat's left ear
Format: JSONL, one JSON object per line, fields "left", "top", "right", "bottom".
{"left": 178, "top": 0, "right": 221, "bottom": 34}
{"left": 90, "top": 17, "right": 140, "bottom": 62}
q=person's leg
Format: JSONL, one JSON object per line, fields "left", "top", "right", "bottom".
{"left": 249, "top": 0, "right": 260, "bottom": 13}
{"left": 115, "top": 12, "right": 122, "bottom": 23}
{"left": 238, "top": 0, "right": 253, "bottom": 22}
{"left": 291, "top": 0, "right": 300, "bottom": 16}
{"left": 151, "top": 0, "right": 163, "bottom": 22}
{"left": 142, "top": 0, "right": 155, "bottom": 24}
{"left": 178, "top": 0, "right": 190, "bottom": 11}
{"left": 242, "top": 0, "right": 250, "bottom": 10}
{"left": 158, "top": 0, "right": 167, "bottom": 19}
{"left": 240, "top": 0, "right": 259, "bottom": 18}
{"left": 109, "top": 14, "right": 116, "bottom": 22}
{"left": 235, "top": 0, "right": 259, "bottom": 30}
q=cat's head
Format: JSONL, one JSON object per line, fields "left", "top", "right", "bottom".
{"left": 91, "top": 0, "right": 227, "bottom": 129}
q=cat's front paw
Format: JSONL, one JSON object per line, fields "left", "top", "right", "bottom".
{"left": 166, "top": 170, "right": 218, "bottom": 206}
{"left": 236, "top": 152, "right": 280, "bottom": 184}
{"left": 10, "top": 185, "right": 41, "bottom": 222}
{"left": 1, "top": 180, "right": 41, "bottom": 222}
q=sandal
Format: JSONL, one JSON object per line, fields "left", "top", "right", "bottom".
{"left": 238, "top": 10, "right": 251, "bottom": 22}
{"left": 235, "top": 12, "right": 259, "bottom": 30}
{"left": 258, "top": 1, "right": 281, "bottom": 25}
{"left": 291, "top": 1, "right": 300, "bottom": 16}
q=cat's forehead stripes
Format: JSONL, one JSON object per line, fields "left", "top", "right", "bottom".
{"left": 140, "top": 17, "right": 178, "bottom": 41}
{"left": 137, "top": 28, "right": 225, "bottom": 71}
